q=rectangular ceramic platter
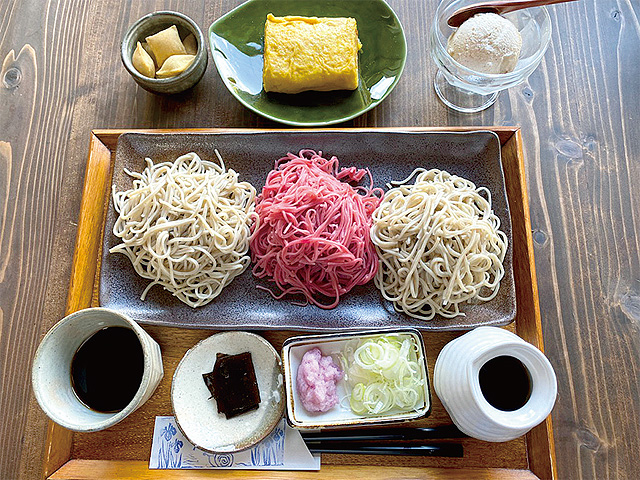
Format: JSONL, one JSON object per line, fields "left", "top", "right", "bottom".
{"left": 283, "top": 329, "right": 430, "bottom": 428}
{"left": 100, "top": 131, "right": 516, "bottom": 331}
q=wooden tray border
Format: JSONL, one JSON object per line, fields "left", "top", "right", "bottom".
{"left": 42, "top": 127, "right": 556, "bottom": 480}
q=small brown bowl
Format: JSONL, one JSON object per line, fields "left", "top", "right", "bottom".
{"left": 121, "top": 11, "right": 207, "bottom": 94}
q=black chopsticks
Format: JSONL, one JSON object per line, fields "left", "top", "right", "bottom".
{"left": 302, "top": 426, "right": 466, "bottom": 458}
{"left": 306, "top": 443, "right": 463, "bottom": 457}
{"left": 301, "top": 425, "right": 467, "bottom": 442}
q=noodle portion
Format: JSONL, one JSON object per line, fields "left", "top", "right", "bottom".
{"left": 110, "top": 152, "right": 256, "bottom": 308}
{"left": 250, "top": 150, "right": 382, "bottom": 308}
{"left": 371, "top": 169, "right": 507, "bottom": 320}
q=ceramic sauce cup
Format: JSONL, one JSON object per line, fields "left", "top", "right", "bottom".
{"left": 434, "top": 326, "right": 557, "bottom": 442}
{"left": 32, "top": 308, "right": 163, "bottom": 432}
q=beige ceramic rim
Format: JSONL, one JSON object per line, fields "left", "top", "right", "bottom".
{"left": 171, "top": 331, "right": 285, "bottom": 453}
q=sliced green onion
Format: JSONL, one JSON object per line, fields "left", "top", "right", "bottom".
{"left": 342, "top": 334, "right": 425, "bottom": 416}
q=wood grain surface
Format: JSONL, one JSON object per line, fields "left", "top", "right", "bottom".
{"left": 49, "top": 460, "right": 540, "bottom": 480}
{"left": 0, "top": 1, "right": 638, "bottom": 480}
{"left": 51, "top": 128, "right": 543, "bottom": 479}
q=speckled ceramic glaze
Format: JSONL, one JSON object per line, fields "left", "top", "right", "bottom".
{"left": 171, "top": 331, "right": 285, "bottom": 453}
{"left": 99, "top": 130, "right": 515, "bottom": 331}
{"left": 121, "top": 11, "right": 208, "bottom": 94}
{"left": 31, "top": 308, "right": 164, "bottom": 432}
{"left": 434, "top": 327, "right": 557, "bottom": 442}
{"left": 209, "top": 0, "right": 407, "bottom": 126}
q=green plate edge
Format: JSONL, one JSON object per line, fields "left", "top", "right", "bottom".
{"left": 209, "top": 0, "right": 407, "bottom": 126}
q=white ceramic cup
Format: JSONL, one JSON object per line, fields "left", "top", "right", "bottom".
{"left": 434, "top": 326, "right": 557, "bottom": 442}
{"left": 32, "top": 307, "right": 163, "bottom": 432}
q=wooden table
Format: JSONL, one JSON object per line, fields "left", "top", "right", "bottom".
{"left": 0, "top": 1, "right": 638, "bottom": 479}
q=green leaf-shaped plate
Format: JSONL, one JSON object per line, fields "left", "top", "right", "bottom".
{"left": 209, "top": 0, "right": 407, "bottom": 126}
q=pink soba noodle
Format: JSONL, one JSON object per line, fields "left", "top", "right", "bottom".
{"left": 250, "top": 150, "right": 383, "bottom": 308}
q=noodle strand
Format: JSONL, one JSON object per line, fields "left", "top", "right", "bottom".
{"left": 371, "top": 169, "right": 507, "bottom": 320}
{"left": 110, "top": 152, "right": 256, "bottom": 308}
{"left": 250, "top": 150, "right": 382, "bottom": 308}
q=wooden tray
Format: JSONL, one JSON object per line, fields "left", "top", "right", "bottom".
{"left": 43, "top": 127, "right": 556, "bottom": 480}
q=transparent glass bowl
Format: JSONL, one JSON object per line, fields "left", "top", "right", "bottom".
{"left": 429, "top": 0, "right": 552, "bottom": 113}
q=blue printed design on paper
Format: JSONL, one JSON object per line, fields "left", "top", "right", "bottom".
{"left": 152, "top": 417, "right": 287, "bottom": 469}
{"left": 195, "top": 453, "right": 233, "bottom": 467}
{"left": 237, "top": 423, "right": 285, "bottom": 467}
{"left": 157, "top": 422, "right": 183, "bottom": 468}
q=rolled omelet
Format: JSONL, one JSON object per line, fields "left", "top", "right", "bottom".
{"left": 263, "top": 14, "right": 361, "bottom": 94}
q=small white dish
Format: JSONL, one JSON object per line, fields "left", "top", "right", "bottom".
{"left": 171, "top": 331, "right": 285, "bottom": 453}
{"left": 282, "top": 328, "right": 431, "bottom": 429}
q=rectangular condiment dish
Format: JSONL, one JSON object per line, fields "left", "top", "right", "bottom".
{"left": 282, "top": 328, "right": 431, "bottom": 429}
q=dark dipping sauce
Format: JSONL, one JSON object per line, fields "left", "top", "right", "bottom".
{"left": 479, "top": 355, "right": 532, "bottom": 412}
{"left": 71, "top": 326, "right": 144, "bottom": 413}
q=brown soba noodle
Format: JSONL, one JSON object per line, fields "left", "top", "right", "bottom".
{"left": 110, "top": 151, "right": 256, "bottom": 308}
{"left": 370, "top": 169, "right": 507, "bottom": 320}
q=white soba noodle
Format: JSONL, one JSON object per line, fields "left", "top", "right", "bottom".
{"left": 370, "top": 169, "right": 507, "bottom": 320}
{"left": 110, "top": 152, "right": 257, "bottom": 308}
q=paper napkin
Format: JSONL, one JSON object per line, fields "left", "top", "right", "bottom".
{"left": 149, "top": 416, "right": 320, "bottom": 470}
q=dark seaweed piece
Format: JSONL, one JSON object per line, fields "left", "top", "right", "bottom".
{"left": 202, "top": 351, "right": 261, "bottom": 419}
{"left": 202, "top": 371, "right": 216, "bottom": 399}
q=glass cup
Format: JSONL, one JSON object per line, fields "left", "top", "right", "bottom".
{"left": 429, "top": 0, "right": 552, "bottom": 113}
